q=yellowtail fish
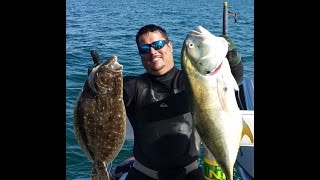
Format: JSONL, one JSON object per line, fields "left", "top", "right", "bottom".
{"left": 181, "top": 26, "right": 253, "bottom": 180}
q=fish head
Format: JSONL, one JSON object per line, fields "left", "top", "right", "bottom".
{"left": 88, "top": 55, "right": 123, "bottom": 94}
{"left": 182, "top": 26, "right": 228, "bottom": 76}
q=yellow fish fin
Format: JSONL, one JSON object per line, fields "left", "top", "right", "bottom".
{"left": 242, "top": 118, "right": 254, "bottom": 143}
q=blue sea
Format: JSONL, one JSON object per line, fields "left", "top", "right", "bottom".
{"left": 66, "top": 0, "right": 254, "bottom": 179}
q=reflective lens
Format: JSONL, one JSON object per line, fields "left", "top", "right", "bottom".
{"left": 138, "top": 40, "right": 169, "bottom": 54}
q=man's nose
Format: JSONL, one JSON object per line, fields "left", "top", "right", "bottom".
{"left": 149, "top": 47, "right": 158, "bottom": 54}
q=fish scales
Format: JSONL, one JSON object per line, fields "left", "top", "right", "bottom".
{"left": 181, "top": 26, "right": 253, "bottom": 180}
{"left": 74, "top": 55, "right": 126, "bottom": 180}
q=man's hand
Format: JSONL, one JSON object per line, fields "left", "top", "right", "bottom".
{"left": 220, "top": 35, "right": 241, "bottom": 67}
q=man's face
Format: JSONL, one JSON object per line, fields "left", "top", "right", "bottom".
{"left": 137, "top": 31, "right": 174, "bottom": 76}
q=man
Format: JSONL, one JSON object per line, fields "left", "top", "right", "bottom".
{"left": 122, "top": 24, "right": 243, "bottom": 180}
{"left": 89, "top": 24, "right": 243, "bottom": 180}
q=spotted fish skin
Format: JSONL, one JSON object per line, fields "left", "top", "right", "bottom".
{"left": 74, "top": 55, "right": 126, "bottom": 180}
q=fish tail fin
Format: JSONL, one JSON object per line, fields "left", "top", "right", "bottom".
{"left": 91, "top": 161, "right": 110, "bottom": 180}
{"left": 225, "top": 169, "right": 234, "bottom": 180}
{"left": 241, "top": 118, "right": 254, "bottom": 143}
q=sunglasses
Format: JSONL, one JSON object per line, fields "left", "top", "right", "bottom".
{"left": 138, "top": 40, "right": 169, "bottom": 54}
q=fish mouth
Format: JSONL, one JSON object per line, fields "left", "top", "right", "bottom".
{"left": 203, "top": 61, "right": 223, "bottom": 76}
{"left": 189, "top": 26, "right": 209, "bottom": 37}
{"left": 102, "top": 55, "right": 123, "bottom": 72}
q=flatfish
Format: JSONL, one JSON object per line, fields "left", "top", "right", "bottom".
{"left": 73, "top": 52, "right": 126, "bottom": 180}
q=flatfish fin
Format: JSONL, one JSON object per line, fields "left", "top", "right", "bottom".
{"left": 73, "top": 88, "right": 94, "bottom": 161}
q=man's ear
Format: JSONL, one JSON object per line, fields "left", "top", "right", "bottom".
{"left": 168, "top": 41, "right": 173, "bottom": 52}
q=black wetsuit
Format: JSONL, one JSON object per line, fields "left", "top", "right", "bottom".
{"left": 123, "top": 61, "right": 243, "bottom": 180}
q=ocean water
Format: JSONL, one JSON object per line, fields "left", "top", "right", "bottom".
{"left": 66, "top": 0, "right": 254, "bottom": 179}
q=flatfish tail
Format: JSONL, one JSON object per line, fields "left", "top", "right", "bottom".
{"left": 91, "top": 161, "right": 110, "bottom": 180}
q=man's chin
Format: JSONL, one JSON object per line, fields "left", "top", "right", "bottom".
{"left": 148, "top": 65, "right": 166, "bottom": 75}
{"left": 152, "top": 64, "right": 165, "bottom": 71}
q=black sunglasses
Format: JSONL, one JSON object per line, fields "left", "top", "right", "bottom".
{"left": 138, "top": 40, "right": 169, "bottom": 54}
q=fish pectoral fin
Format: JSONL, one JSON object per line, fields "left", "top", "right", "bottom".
{"left": 231, "top": 76, "right": 239, "bottom": 91}
{"left": 229, "top": 71, "right": 239, "bottom": 92}
{"left": 241, "top": 118, "right": 254, "bottom": 143}
{"left": 223, "top": 58, "right": 239, "bottom": 91}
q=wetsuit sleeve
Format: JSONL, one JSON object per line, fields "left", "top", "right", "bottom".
{"left": 123, "top": 76, "right": 137, "bottom": 107}
{"left": 220, "top": 35, "right": 244, "bottom": 85}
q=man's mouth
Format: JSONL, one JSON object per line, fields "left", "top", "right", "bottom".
{"left": 150, "top": 57, "right": 161, "bottom": 62}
